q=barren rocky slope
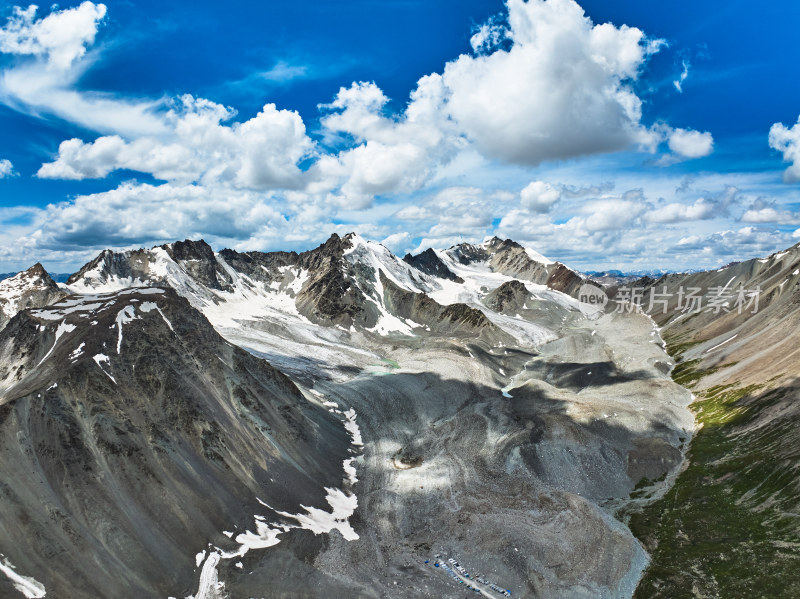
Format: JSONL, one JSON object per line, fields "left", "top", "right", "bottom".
{"left": 0, "top": 288, "right": 352, "bottom": 598}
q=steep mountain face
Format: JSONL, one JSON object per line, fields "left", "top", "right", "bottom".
{"left": 164, "top": 238, "right": 235, "bottom": 291}
{"left": 402, "top": 248, "right": 464, "bottom": 283}
{"left": 66, "top": 241, "right": 234, "bottom": 301}
{"left": 378, "top": 271, "right": 501, "bottom": 336}
{"left": 0, "top": 264, "right": 65, "bottom": 332}
{"left": 294, "top": 233, "right": 376, "bottom": 328}
{"left": 67, "top": 247, "right": 158, "bottom": 289}
{"left": 611, "top": 244, "right": 800, "bottom": 598}
{"left": 1, "top": 233, "right": 697, "bottom": 598}
{"left": 0, "top": 288, "right": 353, "bottom": 598}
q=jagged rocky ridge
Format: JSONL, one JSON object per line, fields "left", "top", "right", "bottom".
{"left": 65, "top": 233, "right": 583, "bottom": 332}
{"left": 0, "top": 233, "right": 698, "bottom": 598}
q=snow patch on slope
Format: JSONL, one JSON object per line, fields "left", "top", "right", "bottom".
{"left": 36, "top": 320, "right": 77, "bottom": 366}
{"left": 0, "top": 555, "right": 46, "bottom": 598}
{"left": 343, "top": 408, "right": 363, "bottom": 446}
{"left": 181, "top": 393, "right": 364, "bottom": 598}
{"left": 93, "top": 354, "right": 116, "bottom": 384}
{"left": 139, "top": 302, "right": 174, "bottom": 331}
{"left": 115, "top": 305, "right": 138, "bottom": 354}
{"left": 68, "top": 343, "right": 85, "bottom": 362}
{"left": 187, "top": 551, "right": 224, "bottom": 599}
{"left": 234, "top": 486, "right": 359, "bottom": 557}
{"left": 523, "top": 246, "right": 554, "bottom": 266}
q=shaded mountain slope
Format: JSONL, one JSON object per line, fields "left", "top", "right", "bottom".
{"left": 0, "top": 288, "right": 351, "bottom": 598}
{"left": 484, "top": 279, "right": 530, "bottom": 313}
{"left": 402, "top": 248, "right": 463, "bottom": 283}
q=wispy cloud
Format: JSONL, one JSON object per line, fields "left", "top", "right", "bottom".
{"left": 0, "top": 2, "right": 166, "bottom": 136}
{"left": 227, "top": 60, "right": 311, "bottom": 91}
{"left": 673, "top": 59, "right": 690, "bottom": 93}
{"left": 220, "top": 55, "right": 362, "bottom": 102}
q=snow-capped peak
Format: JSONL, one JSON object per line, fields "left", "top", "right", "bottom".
{"left": 343, "top": 234, "right": 428, "bottom": 295}
{"left": 479, "top": 236, "right": 554, "bottom": 266}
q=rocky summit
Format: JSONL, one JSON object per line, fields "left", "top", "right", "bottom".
{"left": 0, "top": 264, "right": 65, "bottom": 333}
{"left": 0, "top": 233, "right": 795, "bottom": 598}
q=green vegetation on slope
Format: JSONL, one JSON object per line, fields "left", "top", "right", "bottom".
{"left": 629, "top": 358, "right": 800, "bottom": 598}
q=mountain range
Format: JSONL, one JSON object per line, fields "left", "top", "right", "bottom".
{"left": 0, "top": 233, "right": 796, "bottom": 598}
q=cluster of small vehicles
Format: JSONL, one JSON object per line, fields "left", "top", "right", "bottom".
{"left": 425, "top": 555, "right": 512, "bottom": 597}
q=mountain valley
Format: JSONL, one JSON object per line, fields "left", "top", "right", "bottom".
{"left": 0, "top": 233, "right": 795, "bottom": 598}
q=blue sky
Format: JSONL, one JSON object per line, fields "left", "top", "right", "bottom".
{"left": 1, "top": 0, "right": 799, "bottom": 272}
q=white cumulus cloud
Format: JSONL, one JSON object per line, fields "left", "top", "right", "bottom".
{"left": 37, "top": 95, "right": 314, "bottom": 189}
{"left": 520, "top": 181, "right": 560, "bottom": 212}
{"left": 646, "top": 197, "right": 717, "bottom": 223}
{"left": 438, "top": 0, "right": 666, "bottom": 165}
{"left": 769, "top": 116, "right": 800, "bottom": 183}
{"left": 469, "top": 16, "right": 508, "bottom": 54}
{"left": 313, "top": 76, "right": 459, "bottom": 207}
{"left": 0, "top": 2, "right": 106, "bottom": 69}
{"left": 740, "top": 207, "right": 800, "bottom": 225}
{"left": 579, "top": 195, "right": 647, "bottom": 232}
{"left": 0, "top": 158, "right": 14, "bottom": 177}
{"left": 29, "top": 181, "right": 290, "bottom": 250}
{"left": 304, "top": 0, "right": 713, "bottom": 207}
{"left": 667, "top": 128, "right": 714, "bottom": 158}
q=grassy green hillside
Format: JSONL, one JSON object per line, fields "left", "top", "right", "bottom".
{"left": 628, "top": 341, "right": 800, "bottom": 598}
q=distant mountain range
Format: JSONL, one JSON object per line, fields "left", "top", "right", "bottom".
{"left": 583, "top": 267, "right": 705, "bottom": 287}
{"left": 0, "top": 272, "right": 71, "bottom": 283}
